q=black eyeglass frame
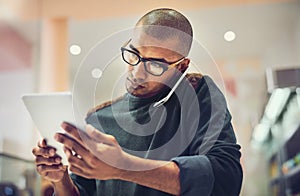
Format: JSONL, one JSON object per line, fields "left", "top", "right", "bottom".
{"left": 120, "top": 39, "right": 185, "bottom": 76}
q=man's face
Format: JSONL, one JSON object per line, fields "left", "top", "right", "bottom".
{"left": 124, "top": 32, "right": 187, "bottom": 98}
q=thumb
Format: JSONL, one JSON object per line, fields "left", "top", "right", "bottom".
{"left": 38, "top": 138, "right": 47, "bottom": 148}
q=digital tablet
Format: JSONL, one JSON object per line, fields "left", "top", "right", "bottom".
{"left": 22, "top": 92, "right": 86, "bottom": 165}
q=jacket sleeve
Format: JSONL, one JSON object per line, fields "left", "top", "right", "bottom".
{"left": 172, "top": 76, "right": 243, "bottom": 196}
{"left": 70, "top": 173, "right": 96, "bottom": 195}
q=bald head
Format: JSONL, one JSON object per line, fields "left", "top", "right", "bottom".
{"left": 135, "top": 8, "right": 193, "bottom": 56}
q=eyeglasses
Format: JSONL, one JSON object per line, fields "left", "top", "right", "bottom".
{"left": 120, "top": 40, "right": 185, "bottom": 76}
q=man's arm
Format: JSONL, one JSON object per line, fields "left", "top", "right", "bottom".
{"left": 32, "top": 139, "right": 80, "bottom": 196}
{"left": 51, "top": 169, "right": 80, "bottom": 196}
{"left": 118, "top": 156, "right": 181, "bottom": 195}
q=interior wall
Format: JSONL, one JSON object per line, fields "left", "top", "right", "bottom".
{"left": 0, "top": 19, "right": 40, "bottom": 160}
{"left": 0, "top": 69, "right": 37, "bottom": 159}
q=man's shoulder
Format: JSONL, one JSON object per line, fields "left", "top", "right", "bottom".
{"left": 86, "top": 73, "right": 205, "bottom": 118}
{"left": 86, "top": 95, "right": 124, "bottom": 118}
{"left": 186, "top": 72, "right": 203, "bottom": 89}
{"left": 185, "top": 73, "right": 226, "bottom": 102}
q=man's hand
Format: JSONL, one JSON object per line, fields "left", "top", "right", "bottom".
{"left": 56, "top": 122, "right": 180, "bottom": 195}
{"left": 32, "top": 139, "right": 67, "bottom": 182}
{"left": 55, "top": 122, "right": 128, "bottom": 180}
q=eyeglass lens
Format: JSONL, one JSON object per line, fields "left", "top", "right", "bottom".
{"left": 122, "top": 50, "right": 166, "bottom": 76}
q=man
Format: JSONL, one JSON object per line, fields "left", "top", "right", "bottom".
{"left": 32, "top": 8, "right": 243, "bottom": 195}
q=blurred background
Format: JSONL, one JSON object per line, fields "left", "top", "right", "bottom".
{"left": 0, "top": 0, "right": 300, "bottom": 195}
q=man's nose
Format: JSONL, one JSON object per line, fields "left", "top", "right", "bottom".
{"left": 129, "top": 62, "right": 147, "bottom": 81}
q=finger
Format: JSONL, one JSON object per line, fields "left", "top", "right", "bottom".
{"left": 63, "top": 145, "right": 72, "bottom": 154}
{"left": 68, "top": 164, "right": 85, "bottom": 176}
{"left": 37, "top": 138, "right": 47, "bottom": 148}
{"left": 37, "top": 164, "right": 64, "bottom": 175}
{"left": 63, "top": 146, "right": 93, "bottom": 170}
{"left": 32, "top": 146, "right": 56, "bottom": 157}
{"left": 61, "top": 122, "right": 86, "bottom": 142}
{"left": 35, "top": 155, "right": 62, "bottom": 165}
{"left": 61, "top": 122, "right": 91, "bottom": 149}
{"left": 67, "top": 152, "right": 92, "bottom": 170}
{"left": 55, "top": 133, "right": 90, "bottom": 157}
{"left": 86, "top": 124, "right": 116, "bottom": 145}
{"left": 69, "top": 164, "right": 97, "bottom": 180}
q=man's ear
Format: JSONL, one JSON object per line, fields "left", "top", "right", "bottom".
{"left": 178, "top": 58, "right": 190, "bottom": 73}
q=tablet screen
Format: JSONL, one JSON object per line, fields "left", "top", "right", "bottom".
{"left": 22, "top": 92, "right": 86, "bottom": 165}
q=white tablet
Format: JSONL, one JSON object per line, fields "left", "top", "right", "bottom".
{"left": 22, "top": 92, "right": 86, "bottom": 165}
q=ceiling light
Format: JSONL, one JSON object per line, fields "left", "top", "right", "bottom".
{"left": 224, "top": 31, "right": 236, "bottom": 42}
{"left": 91, "top": 68, "right": 102, "bottom": 79}
{"left": 69, "top": 44, "right": 81, "bottom": 55}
